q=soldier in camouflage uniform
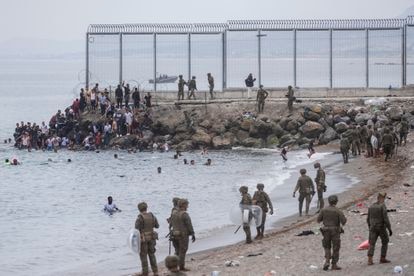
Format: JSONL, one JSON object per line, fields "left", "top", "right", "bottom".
{"left": 359, "top": 123, "right": 368, "bottom": 152}
{"left": 317, "top": 195, "right": 347, "bottom": 271}
{"left": 350, "top": 124, "right": 361, "bottom": 156}
{"left": 314, "top": 162, "right": 327, "bottom": 212}
{"left": 381, "top": 128, "right": 394, "bottom": 162}
{"left": 177, "top": 75, "right": 187, "bottom": 101}
{"left": 256, "top": 85, "right": 269, "bottom": 113}
{"left": 252, "top": 183, "right": 273, "bottom": 239}
{"left": 286, "top": 85, "right": 295, "bottom": 112}
{"left": 399, "top": 117, "right": 409, "bottom": 146}
{"left": 293, "top": 169, "right": 315, "bottom": 216}
{"left": 164, "top": 255, "right": 187, "bottom": 276}
{"left": 207, "top": 73, "right": 214, "bottom": 100}
{"left": 366, "top": 125, "right": 374, "bottom": 157}
{"left": 135, "top": 202, "right": 159, "bottom": 276}
{"left": 367, "top": 192, "right": 392, "bottom": 265}
{"left": 168, "top": 197, "right": 180, "bottom": 255}
{"left": 239, "top": 186, "right": 253, "bottom": 243}
{"left": 188, "top": 76, "right": 197, "bottom": 100}
{"left": 389, "top": 126, "right": 399, "bottom": 157}
{"left": 170, "top": 199, "right": 195, "bottom": 271}
{"left": 340, "top": 135, "right": 350, "bottom": 164}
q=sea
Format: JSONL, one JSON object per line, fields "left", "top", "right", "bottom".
{"left": 0, "top": 58, "right": 359, "bottom": 276}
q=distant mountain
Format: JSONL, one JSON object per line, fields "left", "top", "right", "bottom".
{"left": 397, "top": 5, "right": 414, "bottom": 18}
{"left": 0, "top": 38, "right": 84, "bottom": 59}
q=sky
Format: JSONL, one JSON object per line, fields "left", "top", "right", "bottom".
{"left": 0, "top": 0, "right": 413, "bottom": 43}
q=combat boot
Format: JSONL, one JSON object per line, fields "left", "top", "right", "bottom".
{"left": 255, "top": 228, "right": 261, "bottom": 240}
{"left": 380, "top": 256, "right": 391, "bottom": 264}
{"left": 323, "top": 258, "right": 330, "bottom": 271}
{"left": 331, "top": 264, "right": 341, "bottom": 270}
{"left": 367, "top": 256, "right": 374, "bottom": 265}
{"left": 179, "top": 267, "right": 191, "bottom": 272}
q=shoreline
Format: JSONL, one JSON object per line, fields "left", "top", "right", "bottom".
{"left": 160, "top": 138, "right": 414, "bottom": 275}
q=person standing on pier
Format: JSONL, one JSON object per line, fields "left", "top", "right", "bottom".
{"left": 132, "top": 87, "right": 141, "bottom": 109}
{"left": 207, "top": 73, "right": 215, "bottom": 100}
{"left": 177, "top": 75, "right": 187, "bottom": 101}
{"left": 286, "top": 85, "right": 295, "bottom": 112}
{"left": 115, "top": 84, "right": 123, "bottom": 108}
{"left": 256, "top": 85, "right": 269, "bottom": 113}
{"left": 188, "top": 76, "right": 197, "bottom": 100}
{"left": 245, "top": 73, "right": 256, "bottom": 99}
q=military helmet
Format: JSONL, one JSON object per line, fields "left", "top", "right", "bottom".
{"left": 257, "top": 183, "right": 264, "bottom": 189}
{"left": 179, "top": 74, "right": 183, "bottom": 77}
{"left": 165, "top": 255, "right": 179, "bottom": 269}
{"left": 300, "top": 168, "right": 307, "bottom": 174}
{"left": 378, "top": 192, "right": 387, "bottom": 198}
{"left": 239, "top": 186, "right": 248, "bottom": 193}
{"left": 172, "top": 197, "right": 180, "bottom": 205}
{"left": 328, "top": 195, "right": 338, "bottom": 205}
{"left": 178, "top": 198, "right": 189, "bottom": 207}
{"left": 137, "top": 202, "right": 148, "bottom": 212}
{"left": 314, "top": 162, "right": 321, "bottom": 168}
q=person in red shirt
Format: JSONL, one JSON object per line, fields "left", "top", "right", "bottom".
{"left": 95, "top": 132, "right": 102, "bottom": 149}
{"left": 72, "top": 98, "right": 80, "bottom": 119}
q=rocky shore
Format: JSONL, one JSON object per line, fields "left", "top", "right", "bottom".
{"left": 79, "top": 98, "right": 414, "bottom": 152}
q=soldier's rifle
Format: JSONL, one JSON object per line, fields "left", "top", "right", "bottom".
{"left": 234, "top": 225, "right": 242, "bottom": 234}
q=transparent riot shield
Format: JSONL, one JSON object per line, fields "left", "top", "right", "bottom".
{"left": 230, "top": 205, "right": 263, "bottom": 227}
{"left": 127, "top": 228, "right": 140, "bottom": 254}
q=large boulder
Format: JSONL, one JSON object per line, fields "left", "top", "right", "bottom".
{"left": 241, "top": 137, "right": 263, "bottom": 148}
{"left": 271, "top": 123, "right": 285, "bottom": 138}
{"left": 311, "top": 104, "right": 323, "bottom": 114}
{"left": 304, "top": 110, "right": 321, "bottom": 122}
{"left": 266, "top": 134, "right": 279, "bottom": 148}
{"left": 319, "top": 127, "right": 338, "bottom": 145}
{"left": 212, "top": 136, "right": 232, "bottom": 149}
{"left": 142, "top": 130, "right": 154, "bottom": 144}
{"left": 325, "top": 115, "right": 334, "bottom": 127}
{"left": 240, "top": 120, "right": 253, "bottom": 131}
{"left": 236, "top": 130, "right": 250, "bottom": 142}
{"left": 297, "top": 136, "right": 311, "bottom": 146}
{"left": 249, "top": 120, "right": 273, "bottom": 138}
{"left": 172, "top": 132, "right": 192, "bottom": 144}
{"left": 279, "top": 134, "right": 294, "bottom": 145}
{"left": 199, "top": 120, "right": 211, "bottom": 129}
{"left": 354, "top": 113, "right": 372, "bottom": 125}
{"left": 176, "top": 140, "right": 193, "bottom": 151}
{"left": 210, "top": 123, "right": 226, "bottom": 135}
{"left": 109, "top": 135, "right": 139, "bottom": 148}
{"left": 334, "top": 122, "right": 348, "bottom": 133}
{"left": 332, "top": 105, "right": 346, "bottom": 116}
{"left": 280, "top": 139, "right": 296, "bottom": 148}
{"left": 299, "top": 121, "right": 325, "bottom": 139}
{"left": 386, "top": 106, "right": 403, "bottom": 121}
{"left": 286, "top": 119, "right": 300, "bottom": 132}
{"left": 279, "top": 117, "right": 290, "bottom": 130}
{"left": 191, "top": 128, "right": 212, "bottom": 146}
{"left": 152, "top": 120, "right": 174, "bottom": 135}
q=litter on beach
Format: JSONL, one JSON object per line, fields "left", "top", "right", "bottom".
{"left": 247, "top": 252, "right": 263, "bottom": 257}
{"left": 296, "top": 230, "right": 315, "bottom": 236}
{"left": 309, "top": 265, "right": 318, "bottom": 270}
{"left": 393, "top": 265, "right": 403, "bottom": 274}
{"left": 224, "top": 260, "right": 240, "bottom": 267}
{"left": 358, "top": 240, "right": 370, "bottom": 250}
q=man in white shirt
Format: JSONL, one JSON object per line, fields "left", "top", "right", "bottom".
{"left": 104, "top": 196, "right": 121, "bottom": 215}
{"left": 125, "top": 110, "right": 133, "bottom": 135}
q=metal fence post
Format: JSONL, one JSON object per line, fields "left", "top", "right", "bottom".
{"left": 293, "top": 29, "right": 297, "bottom": 87}
{"left": 153, "top": 33, "right": 157, "bottom": 92}
{"left": 86, "top": 33, "right": 89, "bottom": 89}
{"left": 119, "top": 33, "right": 123, "bottom": 85}
{"left": 258, "top": 29, "right": 262, "bottom": 86}
{"left": 365, "top": 29, "right": 369, "bottom": 88}
{"left": 402, "top": 26, "right": 407, "bottom": 87}
{"left": 188, "top": 33, "right": 191, "bottom": 82}
{"left": 329, "top": 29, "right": 333, "bottom": 88}
{"left": 222, "top": 31, "right": 227, "bottom": 90}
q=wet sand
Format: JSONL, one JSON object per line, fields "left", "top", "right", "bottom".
{"left": 155, "top": 137, "right": 414, "bottom": 275}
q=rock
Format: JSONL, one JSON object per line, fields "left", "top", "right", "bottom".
{"left": 199, "top": 120, "right": 211, "bottom": 129}
{"left": 177, "top": 140, "right": 193, "bottom": 151}
{"left": 346, "top": 108, "right": 359, "bottom": 119}
{"left": 236, "top": 130, "right": 250, "bottom": 142}
{"left": 271, "top": 124, "right": 285, "bottom": 138}
{"left": 249, "top": 120, "right": 273, "bottom": 138}
{"left": 318, "top": 118, "right": 330, "bottom": 129}
{"left": 266, "top": 134, "right": 279, "bottom": 148}
{"left": 241, "top": 137, "right": 263, "bottom": 148}
{"left": 212, "top": 136, "right": 232, "bottom": 149}
{"left": 109, "top": 135, "right": 139, "bottom": 148}
{"left": 332, "top": 105, "right": 346, "bottom": 116}
{"left": 257, "top": 114, "right": 269, "bottom": 122}
{"left": 319, "top": 127, "right": 338, "bottom": 145}
{"left": 152, "top": 120, "right": 174, "bottom": 135}
{"left": 280, "top": 139, "right": 296, "bottom": 148}
{"left": 333, "top": 115, "right": 343, "bottom": 124}
{"left": 142, "top": 130, "right": 154, "bottom": 143}
{"left": 191, "top": 128, "right": 212, "bottom": 146}
{"left": 297, "top": 136, "right": 311, "bottom": 146}
{"left": 175, "top": 123, "right": 189, "bottom": 133}
{"left": 334, "top": 122, "right": 348, "bottom": 133}
{"left": 299, "top": 121, "right": 325, "bottom": 139}
{"left": 340, "top": 116, "right": 351, "bottom": 124}
{"left": 240, "top": 120, "right": 253, "bottom": 131}
{"left": 325, "top": 115, "right": 334, "bottom": 127}
{"left": 311, "top": 104, "right": 323, "bottom": 114}
{"left": 279, "top": 117, "right": 290, "bottom": 130}
{"left": 341, "top": 129, "right": 353, "bottom": 139}
{"left": 172, "top": 132, "right": 192, "bottom": 144}
{"left": 279, "top": 134, "right": 294, "bottom": 145}
{"left": 304, "top": 110, "right": 321, "bottom": 121}
{"left": 386, "top": 106, "right": 403, "bottom": 121}
{"left": 210, "top": 123, "right": 226, "bottom": 134}
{"left": 286, "top": 120, "right": 299, "bottom": 131}
{"left": 354, "top": 113, "right": 372, "bottom": 125}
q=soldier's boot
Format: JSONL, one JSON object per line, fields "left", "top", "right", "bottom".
{"left": 323, "top": 258, "right": 330, "bottom": 271}
{"left": 368, "top": 256, "right": 374, "bottom": 265}
{"left": 380, "top": 256, "right": 391, "bottom": 264}
{"left": 331, "top": 263, "right": 342, "bottom": 270}
{"left": 255, "top": 228, "right": 261, "bottom": 240}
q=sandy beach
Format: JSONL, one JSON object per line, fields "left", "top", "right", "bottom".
{"left": 154, "top": 137, "right": 414, "bottom": 276}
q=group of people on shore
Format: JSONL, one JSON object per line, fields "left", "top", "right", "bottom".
{"left": 177, "top": 73, "right": 215, "bottom": 101}
{"left": 339, "top": 116, "right": 409, "bottom": 163}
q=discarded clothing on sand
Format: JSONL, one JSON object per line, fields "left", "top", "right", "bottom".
{"left": 246, "top": 252, "right": 263, "bottom": 257}
{"left": 296, "top": 230, "right": 315, "bottom": 236}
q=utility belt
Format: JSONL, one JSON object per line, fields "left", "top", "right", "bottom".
{"left": 141, "top": 231, "right": 158, "bottom": 242}
{"left": 320, "top": 226, "right": 344, "bottom": 234}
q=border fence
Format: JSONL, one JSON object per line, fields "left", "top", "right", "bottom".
{"left": 86, "top": 17, "right": 414, "bottom": 92}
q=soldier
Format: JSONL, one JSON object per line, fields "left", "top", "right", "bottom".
{"left": 170, "top": 199, "right": 195, "bottom": 271}
{"left": 207, "top": 73, "right": 214, "bottom": 100}
{"left": 135, "top": 202, "right": 159, "bottom": 276}
{"left": 252, "top": 183, "right": 274, "bottom": 239}
{"left": 239, "top": 186, "right": 253, "bottom": 243}
{"left": 168, "top": 197, "right": 180, "bottom": 255}
{"left": 366, "top": 125, "right": 374, "bottom": 157}
{"left": 188, "top": 76, "right": 197, "bottom": 100}
{"left": 381, "top": 128, "right": 393, "bottom": 161}
{"left": 389, "top": 126, "right": 399, "bottom": 157}
{"left": 177, "top": 75, "right": 187, "bottom": 101}
{"left": 286, "top": 85, "right": 295, "bottom": 112}
{"left": 399, "top": 117, "right": 409, "bottom": 146}
{"left": 351, "top": 125, "right": 361, "bottom": 156}
{"left": 256, "top": 85, "right": 269, "bottom": 113}
{"left": 359, "top": 123, "right": 368, "bottom": 152}
{"left": 367, "top": 192, "right": 392, "bottom": 265}
{"left": 292, "top": 169, "right": 315, "bottom": 216}
{"left": 314, "top": 162, "right": 327, "bottom": 213}
{"left": 165, "top": 255, "right": 187, "bottom": 276}
{"left": 317, "top": 195, "right": 347, "bottom": 271}
{"left": 340, "top": 135, "right": 350, "bottom": 164}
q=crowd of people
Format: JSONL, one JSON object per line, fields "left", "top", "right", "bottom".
{"left": 12, "top": 83, "right": 156, "bottom": 152}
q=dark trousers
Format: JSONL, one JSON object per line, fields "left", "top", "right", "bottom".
{"left": 139, "top": 240, "right": 158, "bottom": 274}
{"left": 298, "top": 193, "right": 311, "bottom": 215}
{"left": 368, "top": 228, "right": 389, "bottom": 257}
{"left": 116, "top": 97, "right": 123, "bottom": 108}
{"left": 322, "top": 228, "right": 341, "bottom": 264}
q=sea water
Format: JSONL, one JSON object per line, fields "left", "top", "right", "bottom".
{"left": 0, "top": 58, "right": 357, "bottom": 275}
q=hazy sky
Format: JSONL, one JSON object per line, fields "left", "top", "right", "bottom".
{"left": 1, "top": 0, "right": 413, "bottom": 42}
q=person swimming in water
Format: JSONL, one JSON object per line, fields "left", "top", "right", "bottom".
{"left": 204, "top": 158, "right": 212, "bottom": 166}
{"left": 103, "top": 196, "right": 121, "bottom": 215}
{"left": 281, "top": 147, "right": 288, "bottom": 162}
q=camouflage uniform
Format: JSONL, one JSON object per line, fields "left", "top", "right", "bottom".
{"left": 256, "top": 86, "right": 269, "bottom": 113}
{"left": 252, "top": 184, "right": 273, "bottom": 239}
{"left": 177, "top": 76, "right": 187, "bottom": 101}
{"left": 188, "top": 77, "right": 197, "bottom": 100}
{"left": 314, "top": 163, "right": 326, "bottom": 211}
{"left": 381, "top": 129, "right": 393, "bottom": 161}
{"left": 317, "top": 195, "right": 347, "bottom": 270}
{"left": 135, "top": 203, "right": 159, "bottom": 276}
{"left": 239, "top": 186, "right": 253, "bottom": 243}
{"left": 293, "top": 169, "right": 315, "bottom": 216}
{"left": 366, "top": 126, "right": 374, "bottom": 157}
{"left": 359, "top": 124, "right": 368, "bottom": 152}
{"left": 168, "top": 198, "right": 180, "bottom": 255}
{"left": 367, "top": 194, "right": 392, "bottom": 263}
{"left": 399, "top": 118, "right": 409, "bottom": 145}
{"left": 340, "top": 137, "right": 350, "bottom": 163}
{"left": 287, "top": 86, "right": 294, "bottom": 111}
{"left": 207, "top": 73, "right": 214, "bottom": 99}
{"left": 170, "top": 199, "right": 195, "bottom": 271}
{"left": 351, "top": 126, "right": 361, "bottom": 156}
